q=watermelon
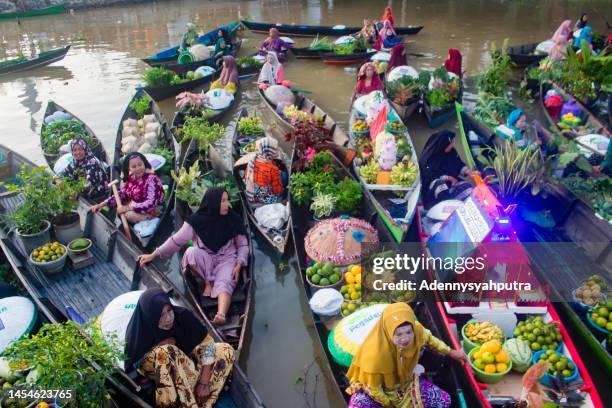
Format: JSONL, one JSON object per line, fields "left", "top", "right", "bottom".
{"left": 505, "top": 338, "right": 532, "bottom": 373}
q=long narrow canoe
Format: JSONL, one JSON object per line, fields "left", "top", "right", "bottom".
{"left": 160, "top": 39, "right": 242, "bottom": 76}
{"left": 456, "top": 104, "right": 612, "bottom": 387}
{"left": 290, "top": 153, "right": 472, "bottom": 405}
{"left": 320, "top": 50, "right": 376, "bottom": 66}
{"left": 504, "top": 42, "right": 547, "bottom": 67}
{"left": 142, "top": 21, "right": 241, "bottom": 66}
{"left": 232, "top": 108, "right": 292, "bottom": 255}
{"left": 0, "top": 145, "right": 264, "bottom": 408}
{"left": 40, "top": 100, "right": 108, "bottom": 171}
{"left": 0, "top": 45, "right": 69, "bottom": 76}
{"left": 257, "top": 88, "right": 348, "bottom": 152}
{"left": 141, "top": 68, "right": 216, "bottom": 102}
{"left": 348, "top": 99, "right": 421, "bottom": 243}
{"left": 242, "top": 19, "right": 423, "bottom": 37}
{"left": 541, "top": 81, "right": 611, "bottom": 139}
{"left": 417, "top": 185, "right": 604, "bottom": 408}
{"left": 289, "top": 47, "right": 322, "bottom": 59}
{"left": 113, "top": 89, "right": 176, "bottom": 250}
{"left": 0, "top": 4, "right": 65, "bottom": 20}
{"left": 174, "top": 132, "right": 255, "bottom": 356}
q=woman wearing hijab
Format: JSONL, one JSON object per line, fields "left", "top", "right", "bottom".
{"left": 552, "top": 20, "right": 572, "bottom": 42}
{"left": 210, "top": 55, "right": 240, "bottom": 94}
{"left": 502, "top": 108, "right": 532, "bottom": 149}
{"left": 346, "top": 303, "right": 465, "bottom": 408}
{"left": 124, "top": 288, "right": 235, "bottom": 408}
{"left": 259, "top": 28, "right": 291, "bottom": 61}
{"left": 91, "top": 152, "right": 164, "bottom": 223}
{"left": 354, "top": 62, "right": 384, "bottom": 99}
{"left": 375, "top": 20, "right": 401, "bottom": 50}
{"left": 574, "top": 13, "right": 588, "bottom": 30}
{"left": 257, "top": 51, "right": 284, "bottom": 89}
{"left": 139, "top": 188, "right": 249, "bottom": 326}
{"left": 59, "top": 138, "right": 109, "bottom": 198}
{"left": 354, "top": 19, "right": 377, "bottom": 46}
{"left": 443, "top": 48, "right": 463, "bottom": 78}
{"left": 548, "top": 34, "right": 568, "bottom": 62}
{"left": 381, "top": 6, "right": 395, "bottom": 27}
{"left": 386, "top": 44, "right": 407, "bottom": 72}
{"left": 244, "top": 137, "right": 284, "bottom": 204}
{"left": 419, "top": 130, "right": 480, "bottom": 209}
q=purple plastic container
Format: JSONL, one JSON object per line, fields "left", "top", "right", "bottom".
{"left": 560, "top": 98, "right": 582, "bottom": 118}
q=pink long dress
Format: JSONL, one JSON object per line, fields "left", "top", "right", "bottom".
{"left": 155, "top": 222, "right": 249, "bottom": 298}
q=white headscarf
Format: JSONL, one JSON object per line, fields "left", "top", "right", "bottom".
{"left": 257, "top": 51, "right": 282, "bottom": 85}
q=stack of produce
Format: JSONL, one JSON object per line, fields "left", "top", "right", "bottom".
{"left": 306, "top": 261, "right": 343, "bottom": 287}
{"left": 463, "top": 321, "right": 505, "bottom": 346}
{"left": 589, "top": 302, "right": 612, "bottom": 332}
{"left": 469, "top": 340, "right": 511, "bottom": 375}
{"left": 574, "top": 275, "right": 608, "bottom": 306}
{"left": 121, "top": 115, "right": 160, "bottom": 154}
{"left": 513, "top": 316, "right": 563, "bottom": 351}
{"left": 535, "top": 349, "right": 576, "bottom": 379}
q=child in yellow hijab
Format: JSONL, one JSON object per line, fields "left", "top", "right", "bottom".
{"left": 346, "top": 303, "right": 465, "bottom": 407}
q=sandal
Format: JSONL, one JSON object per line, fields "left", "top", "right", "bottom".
{"left": 213, "top": 312, "right": 226, "bottom": 326}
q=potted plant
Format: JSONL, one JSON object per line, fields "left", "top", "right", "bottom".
{"left": 3, "top": 320, "right": 122, "bottom": 408}
{"left": 1, "top": 165, "right": 54, "bottom": 255}
{"left": 386, "top": 76, "right": 422, "bottom": 120}
{"left": 47, "top": 176, "right": 87, "bottom": 245}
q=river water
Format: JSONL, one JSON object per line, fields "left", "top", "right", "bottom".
{"left": 0, "top": 0, "right": 610, "bottom": 407}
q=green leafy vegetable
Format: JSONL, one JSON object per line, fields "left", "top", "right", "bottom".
{"left": 129, "top": 94, "right": 151, "bottom": 119}
{"left": 41, "top": 119, "right": 93, "bottom": 155}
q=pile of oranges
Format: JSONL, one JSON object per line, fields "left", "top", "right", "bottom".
{"left": 344, "top": 265, "right": 362, "bottom": 285}
{"left": 470, "top": 340, "right": 511, "bottom": 374}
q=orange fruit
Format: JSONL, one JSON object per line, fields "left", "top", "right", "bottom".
{"left": 345, "top": 273, "right": 355, "bottom": 284}
{"left": 481, "top": 340, "right": 501, "bottom": 354}
{"left": 484, "top": 364, "right": 496, "bottom": 374}
{"left": 495, "top": 350, "right": 510, "bottom": 364}
{"left": 496, "top": 363, "right": 508, "bottom": 373}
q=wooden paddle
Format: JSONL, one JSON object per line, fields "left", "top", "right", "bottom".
{"left": 109, "top": 180, "right": 132, "bottom": 242}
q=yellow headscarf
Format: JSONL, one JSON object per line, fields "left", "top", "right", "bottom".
{"left": 347, "top": 303, "right": 425, "bottom": 390}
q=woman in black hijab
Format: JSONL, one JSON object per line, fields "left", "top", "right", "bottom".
{"left": 125, "top": 288, "right": 235, "bottom": 407}
{"left": 419, "top": 130, "right": 480, "bottom": 209}
{"left": 139, "top": 188, "right": 248, "bottom": 326}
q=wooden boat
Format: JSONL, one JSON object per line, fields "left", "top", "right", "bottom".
{"left": 112, "top": 89, "right": 176, "bottom": 250}
{"left": 172, "top": 134, "right": 255, "bottom": 356}
{"left": 142, "top": 21, "right": 241, "bottom": 66}
{"left": 231, "top": 109, "right": 291, "bottom": 255}
{"left": 320, "top": 50, "right": 376, "bottom": 65}
{"left": 170, "top": 85, "right": 239, "bottom": 164}
{"left": 456, "top": 104, "right": 612, "bottom": 387}
{"left": 141, "top": 68, "right": 216, "bottom": 102}
{"left": 159, "top": 39, "right": 242, "bottom": 77}
{"left": 541, "top": 81, "right": 611, "bottom": 139}
{"left": 290, "top": 153, "right": 473, "bottom": 405}
{"left": 0, "top": 145, "right": 264, "bottom": 408}
{"left": 417, "top": 181, "right": 604, "bottom": 408}
{"left": 241, "top": 19, "right": 423, "bottom": 37}
{"left": 0, "top": 45, "right": 69, "bottom": 76}
{"left": 40, "top": 100, "right": 108, "bottom": 172}
{"left": 504, "top": 42, "right": 547, "bottom": 67}
{"left": 257, "top": 88, "right": 348, "bottom": 151}
{"left": 347, "top": 99, "right": 422, "bottom": 243}
{"left": 289, "top": 47, "right": 323, "bottom": 59}
{"left": 0, "top": 4, "right": 65, "bottom": 20}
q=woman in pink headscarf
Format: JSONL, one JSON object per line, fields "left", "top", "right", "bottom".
{"left": 210, "top": 55, "right": 240, "bottom": 94}
{"left": 259, "top": 28, "right": 291, "bottom": 61}
{"left": 444, "top": 48, "right": 462, "bottom": 78}
{"left": 547, "top": 20, "right": 572, "bottom": 62}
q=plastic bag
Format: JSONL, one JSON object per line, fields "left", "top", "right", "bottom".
{"left": 254, "top": 203, "right": 288, "bottom": 230}
{"left": 133, "top": 218, "right": 160, "bottom": 238}
{"left": 309, "top": 288, "right": 343, "bottom": 316}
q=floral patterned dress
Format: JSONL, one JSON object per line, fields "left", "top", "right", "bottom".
{"left": 138, "top": 335, "right": 235, "bottom": 408}
{"left": 59, "top": 140, "right": 109, "bottom": 196}
{"left": 108, "top": 172, "right": 164, "bottom": 214}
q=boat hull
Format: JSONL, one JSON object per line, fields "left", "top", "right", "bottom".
{"left": 242, "top": 20, "right": 423, "bottom": 36}
{"left": 0, "top": 46, "right": 70, "bottom": 76}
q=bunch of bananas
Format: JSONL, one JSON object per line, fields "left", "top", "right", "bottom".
{"left": 390, "top": 157, "right": 417, "bottom": 187}
{"left": 464, "top": 321, "right": 504, "bottom": 344}
{"left": 359, "top": 160, "right": 380, "bottom": 184}
{"left": 352, "top": 120, "right": 369, "bottom": 132}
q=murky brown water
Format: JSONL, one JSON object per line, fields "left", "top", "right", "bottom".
{"left": 0, "top": 0, "right": 610, "bottom": 406}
